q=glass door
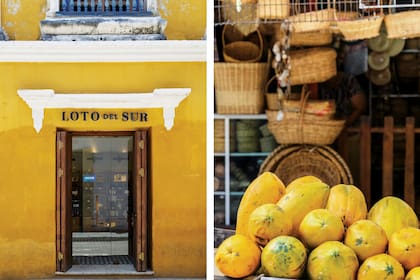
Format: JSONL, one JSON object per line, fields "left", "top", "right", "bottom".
{"left": 71, "top": 136, "right": 133, "bottom": 263}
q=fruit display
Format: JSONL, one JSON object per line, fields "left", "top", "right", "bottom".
{"left": 214, "top": 172, "right": 420, "bottom": 279}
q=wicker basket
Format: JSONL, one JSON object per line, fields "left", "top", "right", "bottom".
{"left": 282, "top": 99, "right": 336, "bottom": 119}
{"left": 336, "top": 15, "right": 384, "bottom": 41}
{"left": 289, "top": 8, "right": 335, "bottom": 33}
{"left": 223, "top": 25, "right": 263, "bottom": 63}
{"left": 259, "top": 144, "right": 353, "bottom": 186}
{"left": 266, "top": 89, "right": 345, "bottom": 145}
{"left": 291, "top": 30, "right": 333, "bottom": 46}
{"left": 330, "top": 11, "right": 359, "bottom": 33}
{"left": 275, "top": 28, "right": 333, "bottom": 47}
{"left": 267, "top": 88, "right": 336, "bottom": 120}
{"left": 267, "top": 118, "right": 345, "bottom": 145}
{"left": 214, "top": 62, "right": 269, "bottom": 114}
{"left": 288, "top": 47, "right": 337, "bottom": 86}
{"left": 264, "top": 75, "right": 281, "bottom": 110}
{"left": 214, "top": 119, "right": 236, "bottom": 153}
{"left": 384, "top": 11, "right": 420, "bottom": 39}
{"left": 257, "top": 0, "right": 290, "bottom": 20}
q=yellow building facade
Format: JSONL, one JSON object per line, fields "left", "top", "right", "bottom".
{"left": 0, "top": 0, "right": 207, "bottom": 279}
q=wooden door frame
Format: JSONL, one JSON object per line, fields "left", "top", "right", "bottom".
{"left": 56, "top": 129, "right": 149, "bottom": 272}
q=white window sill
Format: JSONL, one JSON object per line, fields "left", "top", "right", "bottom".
{"left": 0, "top": 40, "right": 206, "bottom": 62}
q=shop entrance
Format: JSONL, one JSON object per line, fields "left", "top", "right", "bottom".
{"left": 56, "top": 131, "right": 148, "bottom": 273}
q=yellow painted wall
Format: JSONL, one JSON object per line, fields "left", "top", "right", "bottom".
{"left": 0, "top": 0, "right": 207, "bottom": 40}
{"left": 0, "top": 62, "right": 206, "bottom": 279}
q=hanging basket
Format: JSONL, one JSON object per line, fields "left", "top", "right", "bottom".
{"left": 275, "top": 27, "right": 333, "bottom": 46}
{"left": 336, "top": 14, "right": 384, "bottom": 41}
{"left": 266, "top": 91, "right": 345, "bottom": 145}
{"left": 384, "top": 10, "right": 420, "bottom": 39}
{"left": 291, "top": 30, "right": 333, "bottom": 46}
{"left": 259, "top": 144, "right": 353, "bottom": 186}
{"left": 214, "top": 62, "right": 269, "bottom": 114}
{"left": 267, "top": 117, "right": 345, "bottom": 145}
{"left": 289, "top": 8, "right": 335, "bottom": 33}
{"left": 288, "top": 47, "right": 337, "bottom": 86}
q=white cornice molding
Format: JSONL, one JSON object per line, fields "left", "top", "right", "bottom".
{"left": 0, "top": 40, "right": 206, "bottom": 62}
{"left": 18, "top": 88, "right": 191, "bottom": 132}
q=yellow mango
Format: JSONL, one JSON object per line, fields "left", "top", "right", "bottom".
{"left": 326, "top": 184, "right": 368, "bottom": 228}
{"left": 277, "top": 181, "right": 330, "bottom": 235}
{"left": 368, "top": 196, "right": 419, "bottom": 240}
{"left": 286, "top": 175, "right": 323, "bottom": 193}
{"left": 235, "top": 172, "right": 286, "bottom": 236}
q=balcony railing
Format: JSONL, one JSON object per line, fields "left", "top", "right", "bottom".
{"left": 58, "top": 0, "right": 150, "bottom": 16}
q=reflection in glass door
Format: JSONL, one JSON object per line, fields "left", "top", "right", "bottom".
{"left": 71, "top": 136, "right": 132, "bottom": 263}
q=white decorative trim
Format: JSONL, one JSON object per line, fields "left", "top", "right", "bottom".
{"left": 0, "top": 40, "right": 206, "bottom": 62}
{"left": 17, "top": 88, "right": 191, "bottom": 132}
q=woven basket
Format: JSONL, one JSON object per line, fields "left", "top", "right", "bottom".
{"left": 214, "top": 119, "right": 236, "bottom": 153}
{"left": 264, "top": 75, "right": 281, "bottom": 110}
{"left": 267, "top": 88, "right": 335, "bottom": 121}
{"left": 223, "top": 26, "right": 264, "bottom": 63}
{"left": 288, "top": 48, "right": 337, "bottom": 86}
{"left": 336, "top": 15, "right": 384, "bottom": 41}
{"left": 289, "top": 8, "right": 335, "bottom": 33}
{"left": 266, "top": 90, "right": 344, "bottom": 145}
{"left": 267, "top": 118, "right": 345, "bottom": 145}
{"left": 275, "top": 28, "right": 333, "bottom": 47}
{"left": 214, "top": 62, "right": 269, "bottom": 114}
{"left": 385, "top": 11, "right": 420, "bottom": 39}
{"left": 257, "top": 0, "right": 290, "bottom": 20}
{"left": 282, "top": 97, "right": 336, "bottom": 119}
{"left": 259, "top": 144, "right": 353, "bottom": 186}
{"left": 330, "top": 11, "right": 359, "bottom": 33}
{"left": 291, "top": 30, "right": 333, "bottom": 46}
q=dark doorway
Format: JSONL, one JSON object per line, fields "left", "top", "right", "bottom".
{"left": 56, "top": 131, "right": 148, "bottom": 272}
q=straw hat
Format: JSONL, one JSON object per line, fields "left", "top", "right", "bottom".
{"left": 387, "top": 38, "right": 405, "bottom": 57}
{"left": 368, "top": 32, "right": 391, "bottom": 52}
{"left": 369, "top": 68, "right": 391, "bottom": 86}
{"left": 368, "top": 51, "right": 390, "bottom": 71}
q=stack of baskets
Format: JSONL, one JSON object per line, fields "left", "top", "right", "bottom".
{"left": 235, "top": 120, "right": 262, "bottom": 152}
{"left": 214, "top": 119, "right": 236, "bottom": 153}
{"left": 214, "top": 25, "right": 269, "bottom": 114}
{"left": 259, "top": 123, "right": 278, "bottom": 153}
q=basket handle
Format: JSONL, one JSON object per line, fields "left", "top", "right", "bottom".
{"left": 298, "top": 85, "right": 311, "bottom": 143}
{"left": 221, "top": 25, "right": 245, "bottom": 48}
